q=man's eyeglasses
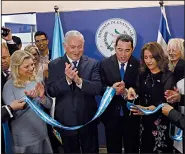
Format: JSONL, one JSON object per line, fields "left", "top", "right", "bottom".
{"left": 35, "top": 39, "right": 47, "bottom": 43}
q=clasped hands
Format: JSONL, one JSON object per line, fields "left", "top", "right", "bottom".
{"left": 65, "top": 62, "right": 82, "bottom": 85}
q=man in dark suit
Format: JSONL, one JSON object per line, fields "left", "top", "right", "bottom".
{"left": 100, "top": 34, "right": 140, "bottom": 153}
{"left": 1, "top": 41, "right": 11, "bottom": 154}
{"left": 2, "top": 28, "right": 19, "bottom": 55}
{"left": 46, "top": 30, "right": 102, "bottom": 153}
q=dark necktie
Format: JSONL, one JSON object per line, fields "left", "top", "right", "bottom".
{"left": 72, "top": 61, "right": 78, "bottom": 90}
{"left": 120, "top": 63, "right": 125, "bottom": 116}
{"left": 120, "top": 63, "right": 125, "bottom": 81}
{"left": 4, "top": 70, "right": 10, "bottom": 81}
{"left": 72, "top": 61, "right": 77, "bottom": 69}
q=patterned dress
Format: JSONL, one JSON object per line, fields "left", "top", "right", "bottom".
{"left": 137, "top": 70, "right": 175, "bottom": 153}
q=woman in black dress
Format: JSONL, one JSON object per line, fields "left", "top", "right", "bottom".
{"left": 127, "top": 42, "right": 175, "bottom": 153}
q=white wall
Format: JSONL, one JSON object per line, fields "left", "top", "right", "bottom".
{"left": 2, "top": 14, "right": 37, "bottom": 49}
{"left": 2, "top": 1, "right": 184, "bottom": 14}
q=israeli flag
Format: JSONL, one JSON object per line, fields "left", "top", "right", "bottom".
{"left": 157, "top": 6, "right": 171, "bottom": 55}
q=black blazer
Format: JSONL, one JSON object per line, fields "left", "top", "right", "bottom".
{"left": 46, "top": 54, "right": 102, "bottom": 135}
{"left": 168, "top": 108, "right": 185, "bottom": 130}
{"left": 173, "top": 59, "right": 185, "bottom": 83}
{"left": 99, "top": 54, "right": 140, "bottom": 128}
{"left": 2, "top": 107, "right": 11, "bottom": 123}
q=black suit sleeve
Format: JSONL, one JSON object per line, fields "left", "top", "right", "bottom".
{"left": 99, "top": 62, "right": 109, "bottom": 96}
{"left": 179, "top": 94, "right": 184, "bottom": 106}
{"left": 81, "top": 61, "right": 102, "bottom": 95}
{"left": 46, "top": 62, "right": 72, "bottom": 97}
{"left": 168, "top": 109, "right": 185, "bottom": 130}
{"left": 1, "top": 107, "right": 11, "bottom": 123}
{"left": 7, "top": 43, "right": 19, "bottom": 55}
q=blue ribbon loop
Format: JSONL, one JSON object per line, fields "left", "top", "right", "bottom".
{"left": 126, "top": 101, "right": 183, "bottom": 141}
{"left": 23, "top": 87, "right": 115, "bottom": 130}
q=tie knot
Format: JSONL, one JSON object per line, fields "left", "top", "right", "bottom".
{"left": 72, "top": 61, "right": 77, "bottom": 68}
{"left": 4, "top": 70, "right": 10, "bottom": 76}
{"left": 121, "top": 63, "right": 125, "bottom": 68}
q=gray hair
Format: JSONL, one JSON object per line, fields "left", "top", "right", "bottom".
{"left": 167, "top": 38, "right": 184, "bottom": 60}
{"left": 64, "top": 30, "right": 84, "bottom": 44}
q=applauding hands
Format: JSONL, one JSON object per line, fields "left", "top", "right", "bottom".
{"left": 165, "top": 87, "right": 181, "bottom": 103}
{"left": 65, "top": 62, "right": 82, "bottom": 85}
{"left": 24, "top": 82, "right": 46, "bottom": 103}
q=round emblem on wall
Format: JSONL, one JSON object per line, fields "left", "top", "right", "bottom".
{"left": 95, "top": 18, "right": 137, "bottom": 57}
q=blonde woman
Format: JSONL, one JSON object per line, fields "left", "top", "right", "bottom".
{"left": 24, "top": 44, "right": 48, "bottom": 81}
{"left": 2, "top": 50, "right": 53, "bottom": 153}
{"left": 167, "top": 38, "right": 185, "bottom": 83}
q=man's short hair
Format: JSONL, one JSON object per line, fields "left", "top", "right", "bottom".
{"left": 34, "top": 31, "right": 48, "bottom": 40}
{"left": 12, "top": 36, "right": 22, "bottom": 46}
{"left": 115, "top": 34, "right": 133, "bottom": 48}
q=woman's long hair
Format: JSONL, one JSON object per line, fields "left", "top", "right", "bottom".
{"left": 140, "top": 42, "right": 169, "bottom": 73}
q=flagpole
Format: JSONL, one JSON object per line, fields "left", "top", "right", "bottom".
{"left": 54, "top": 5, "right": 59, "bottom": 13}
{"left": 51, "top": 4, "right": 64, "bottom": 145}
{"left": 159, "top": 0, "right": 164, "bottom": 8}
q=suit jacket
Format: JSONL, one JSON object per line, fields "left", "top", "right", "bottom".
{"left": 1, "top": 72, "right": 10, "bottom": 153}
{"left": 168, "top": 108, "right": 185, "bottom": 130}
{"left": 100, "top": 54, "right": 140, "bottom": 129}
{"left": 2, "top": 71, "right": 7, "bottom": 90}
{"left": 2, "top": 107, "right": 12, "bottom": 123}
{"left": 174, "top": 59, "right": 185, "bottom": 83}
{"left": 46, "top": 54, "right": 102, "bottom": 135}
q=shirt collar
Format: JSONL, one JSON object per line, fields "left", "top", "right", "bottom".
{"left": 3, "top": 67, "right": 11, "bottom": 76}
{"left": 66, "top": 55, "right": 80, "bottom": 66}
{"left": 117, "top": 60, "right": 128, "bottom": 69}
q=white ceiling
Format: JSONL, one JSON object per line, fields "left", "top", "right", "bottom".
{"left": 2, "top": 1, "right": 184, "bottom": 14}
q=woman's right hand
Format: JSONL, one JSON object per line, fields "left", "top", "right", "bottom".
{"left": 127, "top": 87, "right": 137, "bottom": 100}
{"left": 130, "top": 105, "right": 145, "bottom": 115}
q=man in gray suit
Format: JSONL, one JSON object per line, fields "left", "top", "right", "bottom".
{"left": 46, "top": 30, "right": 102, "bottom": 153}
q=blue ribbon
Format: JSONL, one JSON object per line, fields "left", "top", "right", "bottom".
{"left": 169, "top": 123, "right": 183, "bottom": 142}
{"left": 23, "top": 87, "right": 115, "bottom": 130}
{"left": 126, "top": 101, "right": 183, "bottom": 141}
{"left": 126, "top": 101, "right": 165, "bottom": 115}
{"left": 3, "top": 87, "right": 115, "bottom": 152}
{"left": 2, "top": 121, "right": 14, "bottom": 154}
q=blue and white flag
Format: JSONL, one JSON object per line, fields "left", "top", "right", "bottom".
{"left": 157, "top": 6, "right": 171, "bottom": 55}
{"left": 51, "top": 11, "right": 65, "bottom": 60}
{"left": 50, "top": 11, "right": 65, "bottom": 144}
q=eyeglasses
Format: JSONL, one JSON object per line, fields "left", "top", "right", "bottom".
{"left": 167, "top": 49, "right": 179, "bottom": 54}
{"left": 35, "top": 39, "right": 47, "bottom": 43}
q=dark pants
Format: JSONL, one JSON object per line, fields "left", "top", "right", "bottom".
{"left": 61, "top": 126, "right": 99, "bottom": 153}
{"left": 105, "top": 116, "right": 140, "bottom": 153}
